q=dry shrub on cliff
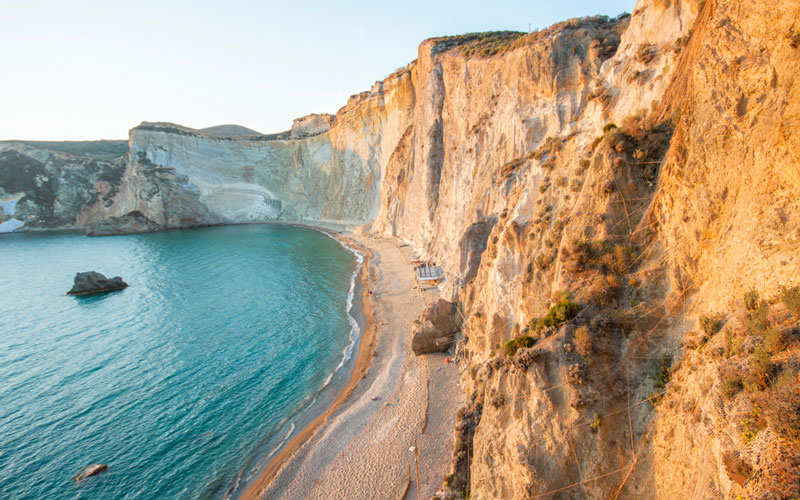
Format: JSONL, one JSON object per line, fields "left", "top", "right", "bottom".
{"left": 535, "top": 252, "right": 553, "bottom": 270}
{"left": 787, "top": 28, "right": 800, "bottom": 49}
{"left": 637, "top": 43, "right": 658, "bottom": 64}
{"left": 782, "top": 286, "right": 800, "bottom": 317}
{"left": 749, "top": 347, "right": 777, "bottom": 389}
{"left": 744, "top": 289, "right": 761, "bottom": 311}
{"left": 585, "top": 274, "right": 620, "bottom": 306}
{"left": 573, "top": 325, "right": 592, "bottom": 359}
{"left": 618, "top": 112, "right": 674, "bottom": 185}
{"left": 500, "top": 157, "right": 525, "bottom": 179}
{"left": 433, "top": 31, "right": 526, "bottom": 58}
{"left": 722, "top": 449, "right": 754, "bottom": 482}
{"left": 700, "top": 313, "right": 725, "bottom": 337}
{"left": 600, "top": 243, "right": 634, "bottom": 275}
{"left": 588, "top": 85, "right": 612, "bottom": 109}
{"left": 758, "top": 374, "right": 800, "bottom": 442}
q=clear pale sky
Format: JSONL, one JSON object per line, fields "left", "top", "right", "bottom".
{"left": 1, "top": 0, "right": 634, "bottom": 141}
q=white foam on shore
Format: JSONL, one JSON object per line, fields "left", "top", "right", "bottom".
{"left": 238, "top": 226, "right": 366, "bottom": 492}
{"left": 263, "top": 422, "right": 296, "bottom": 463}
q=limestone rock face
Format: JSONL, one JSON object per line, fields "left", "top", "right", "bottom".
{"left": 411, "top": 299, "right": 459, "bottom": 355}
{"left": 118, "top": 72, "right": 414, "bottom": 230}
{"left": 369, "top": 2, "right": 800, "bottom": 499}
{"left": 67, "top": 272, "right": 128, "bottom": 296}
{"left": 86, "top": 210, "right": 162, "bottom": 236}
{"left": 0, "top": 143, "right": 127, "bottom": 231}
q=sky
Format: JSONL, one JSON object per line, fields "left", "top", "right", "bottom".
{"left": 1, "top": 0, "right": 634, "bottom": 141}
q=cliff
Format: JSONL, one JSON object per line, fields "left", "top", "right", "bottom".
{"left": 366, "top": 0, "right": 799, "bottom": 498}
{"left": 2, "top": 0, "right": 799, "bottom": 497}
{"left": 0, "top": 142, "right": 127, "bottom": 232}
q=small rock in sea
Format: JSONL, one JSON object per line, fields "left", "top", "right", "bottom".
{"left": 67, "top": 272, "right": 128, "bottom": 296}
{"left": 74, "top": 463, "right": 108, "bottom": 481}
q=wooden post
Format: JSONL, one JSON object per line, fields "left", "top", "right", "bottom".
{"left": 415, "top": 441, "right": 421, "bottom": 500}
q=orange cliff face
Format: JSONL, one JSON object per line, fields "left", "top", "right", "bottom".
{"left": 366, "top": 0, "right": 800, "bottom": 498}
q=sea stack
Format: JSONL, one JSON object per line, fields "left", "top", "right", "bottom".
{"left": 67, "top": 272, "right": 128, "bottom": 296}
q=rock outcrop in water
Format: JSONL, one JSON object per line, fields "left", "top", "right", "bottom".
{"left": 4, "top": 0, "right": 800, "bottom": 497}
{"left": 67, "top": 272, "right": 128, "bottom": 296}
{"left": 73, "top": 464, "right": 108, "bottom": 481}
{"left": 85, "top": 210, "right": 163, "bottom": 236}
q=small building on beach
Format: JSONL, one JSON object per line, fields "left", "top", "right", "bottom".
{"left": 415, "top": 265, "right": 444, "bottom": 288}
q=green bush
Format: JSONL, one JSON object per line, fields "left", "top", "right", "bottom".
{"left": 781, "top": 286, "right": 800, "bottom": 317}
{"left": 747, "top": 305, "right": 769, "bottom": 334}
{"left": 590, "top": 413, "right": 602, "bottom": 430}
{"left": 761, "top": 378, "right": 800, "bottom": 442}
{"left": 532, "top": 292, "right": 580, "bottom": 332}
{"left": 744, "top": 289, "right": 760, "bottom": 311}
{"left": 503, "top": 335, "right": 537, "bottom": 356}
{"left": 721, "top": 377, "right": 744, "bottom": 400}
{"left": 724, "top": 330, "right": 744, "bottom": 358}
{"left": 603, "top": 123, "right": 618, "bottom": 133}
{"left": 750, "top": 347, "right": 776, "bottom": 388}
{"left": 652, "top": 358, "right": 673, "bottom": 392}
{"left": 740, "top": 404, "right": 764, "bottom": 444}
{"left": 700, "top": 313, "right": 724, "bottom": 337}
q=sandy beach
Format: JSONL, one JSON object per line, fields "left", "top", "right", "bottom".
{"left": 238, "top": 232, "right": 462, "bottom": 500}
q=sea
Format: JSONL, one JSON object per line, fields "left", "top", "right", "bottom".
{"left": 0, "top": 224, "right": 362, "bottom": 500}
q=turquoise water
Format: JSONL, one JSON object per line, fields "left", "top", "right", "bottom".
{"left": 0, "top": 225, "right": 360, "bottom": 500}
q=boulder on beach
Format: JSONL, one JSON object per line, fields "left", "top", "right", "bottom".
{"left": 67, "top": 272, "right": 128, "bottom": 296}
{"left": 411, "top": 299, "right": 460, "bottom": 355}
{"left": 73, "top": 463, "right": 108, "bottom": 481}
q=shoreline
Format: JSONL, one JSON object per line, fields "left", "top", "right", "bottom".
{"left": 240, "top": 232, "right": 462, "bottom": 500}
{"left": 8, "top": 221, "right": 459, "bottom": 499}
{"left": 235, "top": 231, "right": 378, "bottom": 500}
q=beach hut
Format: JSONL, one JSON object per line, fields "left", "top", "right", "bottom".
{"left": 415, "top": 265, "right": 444, "bottom": 288}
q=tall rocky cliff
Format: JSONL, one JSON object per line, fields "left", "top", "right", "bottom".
{"left": 2, "top": 0, "right": 799, "bottom": 497}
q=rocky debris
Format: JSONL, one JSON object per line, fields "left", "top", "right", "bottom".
{"left": 510, "top": 347, "right": 544, "bottom": 371}
{"left": 67, "top": 272, "right": 128, "bottom": 296}
{"left": 290, "top": 114, "right": 333, "bottom": 139}
{"left": 439, "top": 399, "right": 483, "bottom": 499}
{"left": 73, "top": 463, "right": 108, "bottom": 481}
{"left": 86, "top": 211, "right": 161, "bottom": 236}
{"left": 411, "top": 299, "right": 459, "bottom": 355}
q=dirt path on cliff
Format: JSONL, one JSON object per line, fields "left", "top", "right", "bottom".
{"left": 252, "top": 234, "right": 461, "bottom": 500}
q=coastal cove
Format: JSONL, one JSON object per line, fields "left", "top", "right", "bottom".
{"left": 0, "top": 224, "right": 364, "bottom": 500}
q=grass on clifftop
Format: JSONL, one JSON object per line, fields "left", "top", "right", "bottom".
{"left": 3, "top": 140, "right": 129, "bottom": 160}
{"left": 431, "top": 31, "right": 526, "bottom": 58}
